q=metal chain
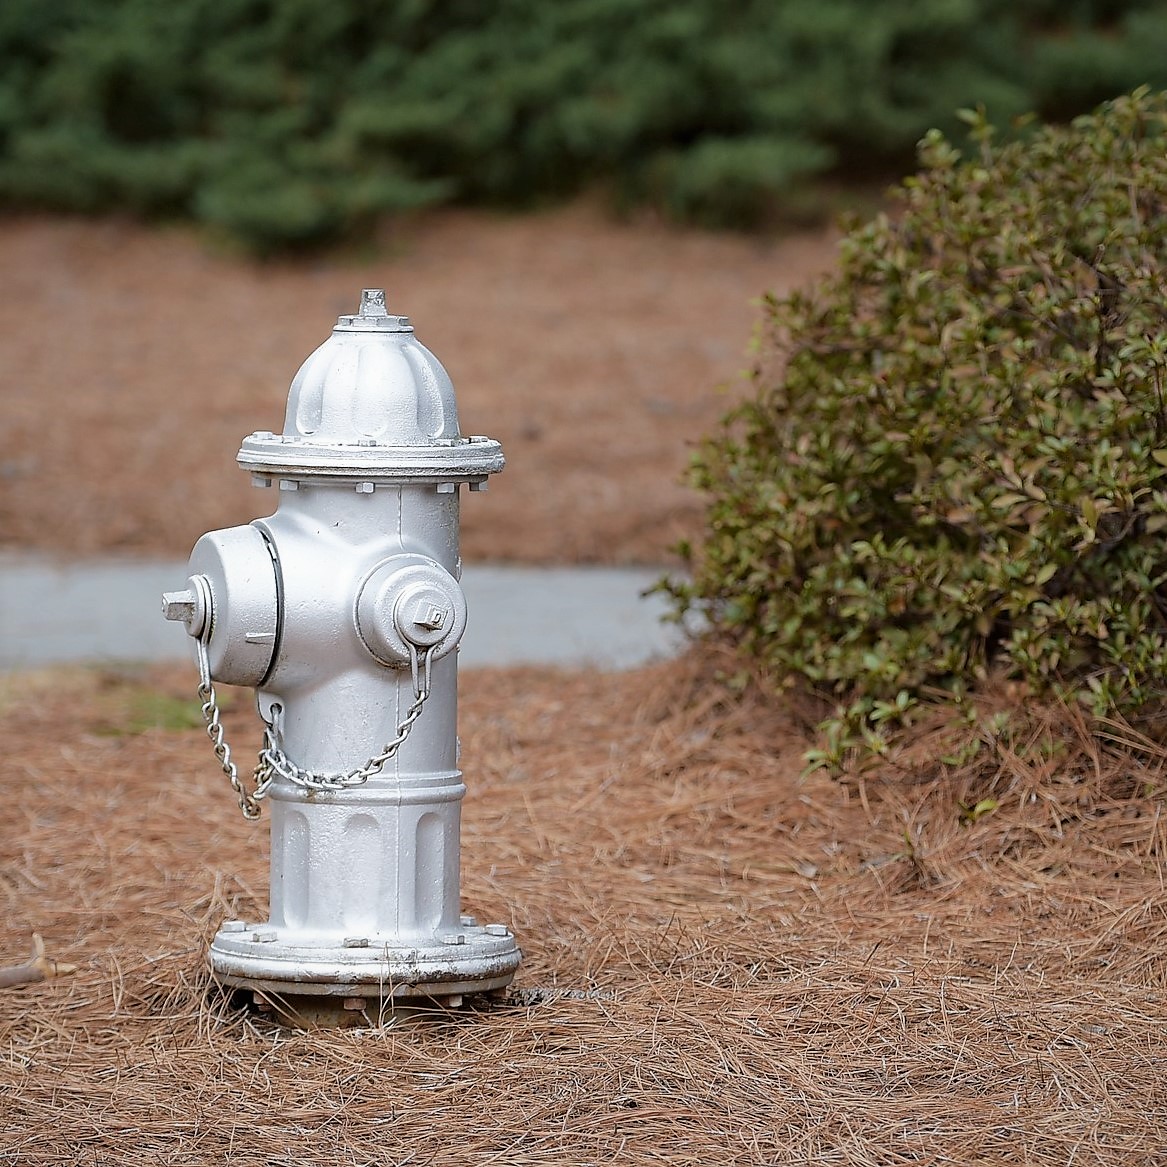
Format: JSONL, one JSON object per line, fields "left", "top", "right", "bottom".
{"left": 254, "top": 643, "right": 438, "bottom": 794}
{"left": 195, "top": 638, "right": 266, "bottom": 821}
{"left": 193, "top": 636, "right": 438, "bottom": 817}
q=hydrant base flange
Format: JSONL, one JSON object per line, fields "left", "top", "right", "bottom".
{"left": 209, "top": 923, "right": 520, "bottom": 999}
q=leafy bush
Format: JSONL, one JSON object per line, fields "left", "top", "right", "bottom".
{"left": 669, "top": 89, "right": 1167, "bottom": 765}
{"left": 1, "top": 1, "right": 1167, "bottom": 249}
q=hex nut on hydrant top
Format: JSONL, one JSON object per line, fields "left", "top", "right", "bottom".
{"left": 162, "top": 289, "right": 520, "bottom": 1025}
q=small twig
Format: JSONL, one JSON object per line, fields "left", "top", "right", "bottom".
{"left": 0, "top": 934, "right": 77, "bottom": 989}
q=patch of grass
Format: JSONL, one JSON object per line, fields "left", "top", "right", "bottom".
{"left": 84, "top": 667, "right": 233, "bottom": 736}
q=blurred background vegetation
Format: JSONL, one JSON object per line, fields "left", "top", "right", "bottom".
{"left": 2, "top": 0, "right": 1166, "bottom": 252}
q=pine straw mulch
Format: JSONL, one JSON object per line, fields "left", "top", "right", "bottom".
{"left": 2, "top": 650, "right": 1166, "bottom": 1165}
{"left": 0, "top": 207, "right": 836, "bottom": 566}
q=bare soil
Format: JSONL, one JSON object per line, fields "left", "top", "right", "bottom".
{"left": 2, "top": 657, "right": 1165, "bottom": 1164}
{"left": 0, "top": 205, "right": 836, "bottom": 565}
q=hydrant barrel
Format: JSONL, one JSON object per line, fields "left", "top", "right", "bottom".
{"left": 164, "top": 289, "right": 519, "bottom": 1024}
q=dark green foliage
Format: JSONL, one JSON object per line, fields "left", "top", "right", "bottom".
{"left": 669, "top": 89, "right": 1167, "bottom": 764}
{"left": 1, "top": 1, "right": 1167, "bottom": 249}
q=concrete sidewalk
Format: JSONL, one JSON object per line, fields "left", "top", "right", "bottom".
{"left": 0, "top": 556, "right": 690, "bottom": 672}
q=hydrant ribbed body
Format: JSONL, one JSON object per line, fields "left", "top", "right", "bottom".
{"left": 164, "top": 290, "right": 519, "bottom": 1022}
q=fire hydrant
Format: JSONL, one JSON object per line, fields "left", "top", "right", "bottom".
{"left": 163, "top": 289, "right": 520, "bottom": 1024}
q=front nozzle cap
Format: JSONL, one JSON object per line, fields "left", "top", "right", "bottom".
{"left": 355, "top": 554, "right": 467, "bottom": 667}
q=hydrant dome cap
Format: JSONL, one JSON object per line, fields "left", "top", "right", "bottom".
{"left": 283, "top": 331, "right": 459, "bottom": 445}
{"left": 235, "top": 290, "right": 504, "bottom": 480}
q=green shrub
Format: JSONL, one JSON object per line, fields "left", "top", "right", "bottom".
{"left": 2, "top": 1, "right": 1167, "bottom": 250}
{"left": 669, "top": 88, "right": 1167, "bottom": 764}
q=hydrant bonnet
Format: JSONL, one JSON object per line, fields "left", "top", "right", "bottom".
{"left": 237, "top": 288, "right": 503, "bottom": 484}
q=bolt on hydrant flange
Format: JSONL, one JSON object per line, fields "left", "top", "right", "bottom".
{"left": 163, "top": 289, "right": 519, "bottom": 1026}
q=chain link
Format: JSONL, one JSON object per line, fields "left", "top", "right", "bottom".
{"left": 195, "top": 638, "right": 265, "bottom": 821}
{"left": 253, "top": 643, "right": 438, "bottom": 794}
{"left": 193, "top": 637, "right": 438, "bottom": 819}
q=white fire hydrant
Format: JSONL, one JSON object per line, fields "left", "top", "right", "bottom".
{"left": 163, "top": 289, "right": 520, "bottom": 1024}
